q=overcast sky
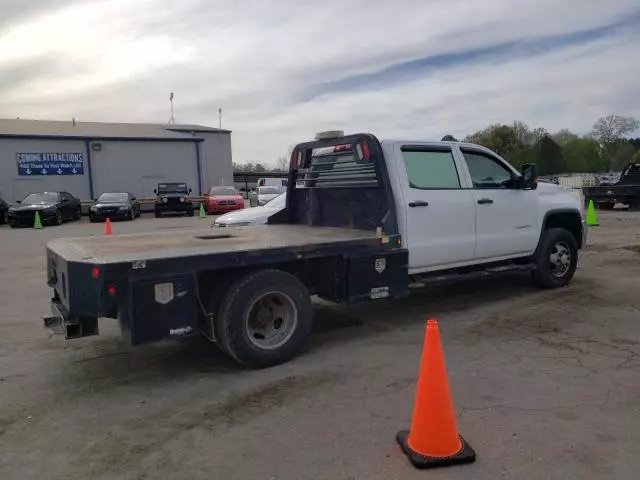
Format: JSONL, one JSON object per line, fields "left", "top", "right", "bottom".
{"left": 1, "top": 0, "right": 639, "bottom": 165}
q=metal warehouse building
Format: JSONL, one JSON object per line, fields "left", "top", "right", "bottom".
{"left": 0, "top": 119, "right": 233, "bottom": 202}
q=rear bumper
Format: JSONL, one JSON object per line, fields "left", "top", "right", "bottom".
{"left": 43, "top": 297, "right": 99, "bottom": 339}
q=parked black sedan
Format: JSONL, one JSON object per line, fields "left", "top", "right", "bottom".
{"left": 0, "top": 197, "right": 8, "bottom": 225}
{"left": 7, "top": 191, "right": 81, "bottom": 228}
{"left": 89, "top": 192, "right": 140, "bottom": 222}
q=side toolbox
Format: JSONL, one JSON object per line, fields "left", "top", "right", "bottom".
{"left": 345, "top": 249, "right": 409, "bottom": 303}
{"left": 128, "top": 276, "right": 199, "bottom": 345}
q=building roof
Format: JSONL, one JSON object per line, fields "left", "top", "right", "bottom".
{"left": 166, "top": 124, "right": 231, "bottom": 134}
{"left": 0, "top": 119, "right": 231, "bottom": 141}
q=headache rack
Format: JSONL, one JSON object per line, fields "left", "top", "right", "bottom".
{"left": 271, "top": 132, "right": 399, "bottom": 236}
{"left": 296, "top": 142, "right": 380, "bottom": 189}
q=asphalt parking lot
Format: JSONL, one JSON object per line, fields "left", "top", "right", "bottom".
{"left": 1, "top": 211, "right": 639, "bottom": 480}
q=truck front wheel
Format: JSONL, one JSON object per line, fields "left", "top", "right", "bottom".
{"left": 532, "top": 228, "right": 578, "bottom": 289}
{"left": 214, "top": 269, "right": 313, "bottom": 368}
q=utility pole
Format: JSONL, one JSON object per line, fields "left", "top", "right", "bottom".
{"left": 168, "top": 92, "right": 176, "bottom": 124}
{"left": 218, "top": 108, "right": 222, "bottom": 130}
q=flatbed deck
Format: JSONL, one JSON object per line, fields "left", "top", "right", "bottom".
{"left": 47, "top": 225, "right": 383, "bottom": 264}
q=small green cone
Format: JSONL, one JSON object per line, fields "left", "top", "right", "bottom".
{"left": 34, "top": 211, "right": 43, "bottom": 230}
{"left": 199, "top": 202, "right": 207, "bottom": 218}
{"left": 586, "top": 199, "right": 598, "bottom": 227}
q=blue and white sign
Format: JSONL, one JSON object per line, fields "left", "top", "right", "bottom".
{"left": 17, "top": 152, "right": 84, "bottom": 176}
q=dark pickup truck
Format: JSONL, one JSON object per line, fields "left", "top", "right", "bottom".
{"left": 583, "top": 162, "right": 640, "bottom": 209}
{"left": 44, "top": 131, "right": 582, "bottom": 368}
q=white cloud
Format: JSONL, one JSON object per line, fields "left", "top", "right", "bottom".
{"left": 0, "top": 0, "right": 638, "bottom": 166}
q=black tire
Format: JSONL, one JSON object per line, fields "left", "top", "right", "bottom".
{"left": 55, "top": 209, "right": 63, "bottom": 226}
{"left": 532, "top": 228, "right": 578, "bottom": 289}
{"left": 89, "top": 215, "right": 96, "bottom": 223}
{"left": 213, "top": 269, "right": 313, "bottom": 368}
{"left": 73, "top": 206, "right": 81, "bottom": 220}
{"left": 154, "top": 211, "right": 161, "bottom": 218}
{"left": 188, "top": 207, "right": 194, "bottom": 217}
{"left": 598, "top": 202, "right": 614, "bottom": 210}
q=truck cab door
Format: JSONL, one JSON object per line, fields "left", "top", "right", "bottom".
{"left": 456, "top": 147, "right": 539, "bottom": 260}
{"left": 392, "top": 144, "right": 476, "bottom": 272}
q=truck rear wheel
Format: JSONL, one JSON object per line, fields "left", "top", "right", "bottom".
{"left": 532, "top": 228, "right": 578, "bottom": 289}
{"left": 214, "top": 269, "right": 313, "bottom": 368}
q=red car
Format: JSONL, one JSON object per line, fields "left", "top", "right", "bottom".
{"left": 206, "top": 186, "right": 245, "bottom": 215}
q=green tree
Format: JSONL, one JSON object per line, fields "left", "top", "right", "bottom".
{"left": 533, "top": 135, "right": 565, "bottom": 175}
{"left": 610, "top": 143, "right": 637, "bottom": 171}
{"left": 464, "top": 124, "right": 523, "bottom": 159}
{"left": 441, "top": 134, "right": 458, "bottom": 141}
{"left": 552, "top": 129, "right": 579, "bottom": 146}
{"left": 631, "top": 150, "right": 640, "bottom": 164}
{"left": 562, "top": 138, "right": 604, "bottom": 172}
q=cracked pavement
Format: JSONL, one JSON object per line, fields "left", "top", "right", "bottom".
{"left": 1, "top": 211, "right": 639, "bottom": 480}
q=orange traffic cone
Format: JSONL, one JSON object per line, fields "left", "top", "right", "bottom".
{"left": 105, "top": 218, "right": 112, "bottom": 236}
{"left": 397, "top": 319, "right": 476, "bottom": 469}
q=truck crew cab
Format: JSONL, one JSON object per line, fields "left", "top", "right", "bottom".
{"left": 44, "top": 132, "right": 585, "bottom": 368}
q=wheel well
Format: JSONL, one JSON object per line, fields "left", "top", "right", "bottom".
{"left": 196, "top": 257, "right": 343, "bottom": 319}
{"left": 544, "top": 212, "right": 582, "bottom": 248}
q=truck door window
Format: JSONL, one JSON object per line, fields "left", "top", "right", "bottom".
{"left": 401, "top": 149, "right": 460, "bottom": 189}
{"left": 461, "top": 151, "right": 514, "bottom": 189}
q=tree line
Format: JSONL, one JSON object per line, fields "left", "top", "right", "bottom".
{"left": 235, "top": 114, "right": 640, "bottom": 175}
{"left": 444, "top": 114, "right": 640, "bottom": 175}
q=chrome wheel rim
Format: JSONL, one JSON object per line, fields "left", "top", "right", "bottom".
{"left": 245, "top": 292, "right": 297, "bottom": 350}
{"left": 550, "top": 241, "right": 571, "bottom": 277}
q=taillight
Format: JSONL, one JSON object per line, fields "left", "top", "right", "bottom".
{"left": 91, "top": 266, "right": 101, "bottom": 279}
{"left": 107, "top": 285, "right": 117, "bottom": 296}
{"left": 290, "top": 150, "right": 300, "bottom": 169}
{"left": 360, "top": 142, "right": 371, "bottom": 160}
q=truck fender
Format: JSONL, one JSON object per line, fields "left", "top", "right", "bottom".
{"left": 534, "top": 208, "right": 584, "bottom": 256}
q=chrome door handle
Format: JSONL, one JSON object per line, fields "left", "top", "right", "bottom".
{"left": 477, "top": 198, "right": 494, "bottom": 205}
{"left": 408, "top": 201, "right": 429, "bottom": 207}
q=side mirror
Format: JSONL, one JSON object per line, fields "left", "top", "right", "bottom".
{"left": 188, "top": 188, "right": 193, "bottom": 194}
{"left": 521, "top": 163, "right": 538, "bottom": 190}
{"left": 16, "top": 200, "right": 21, "bottom": 204}
{"left": 131, "top": 197, "right": 136, "bottom": 201}
{"left": 153, "top": 189, "right": 157, "bottom": 194}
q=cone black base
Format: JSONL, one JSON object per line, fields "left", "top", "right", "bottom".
{"left": 396, "top": 430, "right": 476, "bottom": 469}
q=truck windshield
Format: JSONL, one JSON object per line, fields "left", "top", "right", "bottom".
{"left": 158, "top": 183, "right": 188, "bottom": 194}
{"left": 22, "top": 193, "right": 59, "bottom": 204}
{"left": 98, "top": 193, "right": 128, "bottom": 202}
{"left": 209, "top": 187, "right": 237, "bottom": 196}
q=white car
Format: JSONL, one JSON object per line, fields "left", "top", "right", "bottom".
{"left": 249, "top": 186, "right": 285, "bottom": 207}
{"left": 214, "top": 192, "right": 286, "bottom": 227}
